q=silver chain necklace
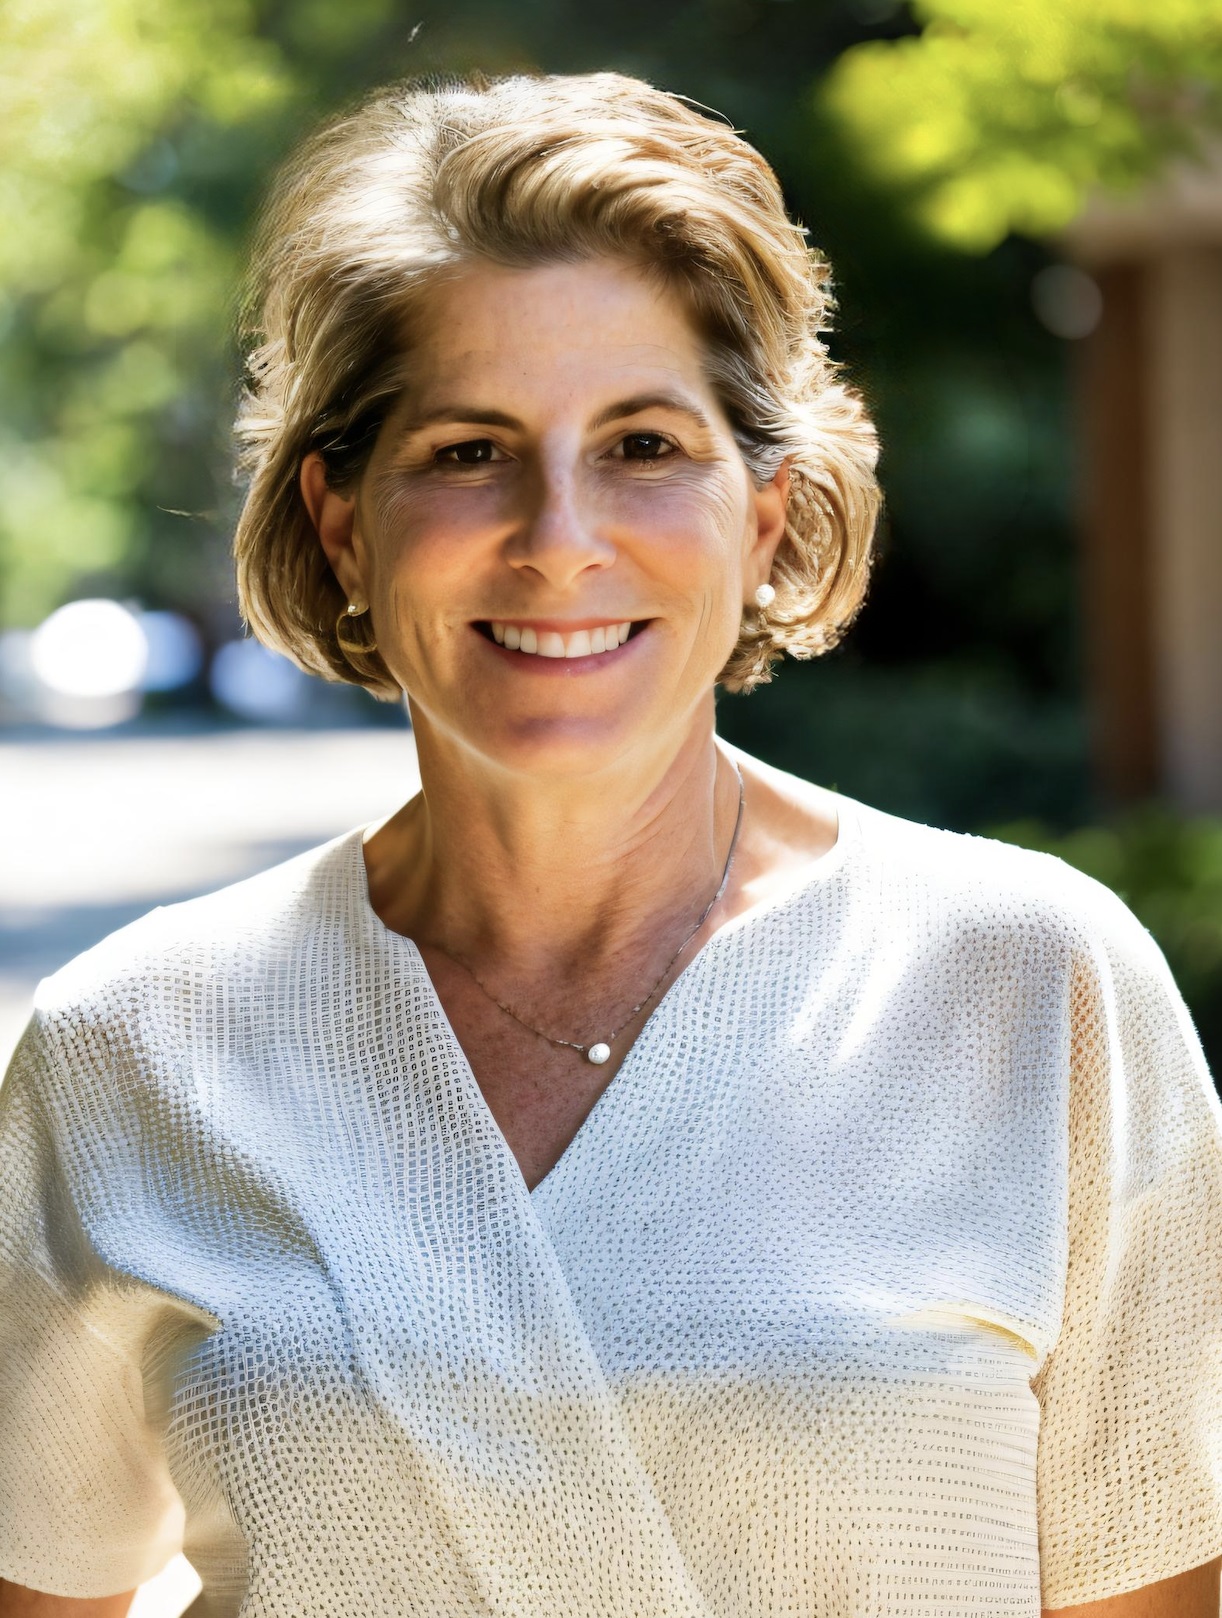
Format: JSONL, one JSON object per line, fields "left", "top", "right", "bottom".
{"left": 435, "top": 761, "right": 746, "bottom": 1065}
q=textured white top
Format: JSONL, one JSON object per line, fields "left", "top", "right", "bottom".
{"left": 3, "top": 791, "right": 1222, "bottom": 1616}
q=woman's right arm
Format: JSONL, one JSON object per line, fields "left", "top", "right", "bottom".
{"left": 0, "top": 1580, "right": 135, "bottom": 1616}
{"left": 1, "top": 1019, "right": 191, "bottom": 1612}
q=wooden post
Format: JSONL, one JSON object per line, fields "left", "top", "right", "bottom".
{"left": 1068, "top": 145, "right": 1222, "bottom": 811}
{"left": 1075, "top": 263, "right": 1159, "bottom": 803}
{"left": 1146, "top": 246, "right": 1222, "bottom": 812}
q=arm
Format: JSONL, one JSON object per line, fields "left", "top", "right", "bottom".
{"left": 1042, "top": 1554, "right": 1221, "bottom": 1617}
{"left": 0, "top": 1020, "right": 200, "bottom": 1607}
{"left": 1031, "top": 876, "right": 1222, "bottom": 1610}
{"left": 0, "top": 1583, "right": 135, "bottom": 1617}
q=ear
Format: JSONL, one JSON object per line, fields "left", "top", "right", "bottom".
{"left": 746, "top": 457, "right": 790, "bottom": 598}
{"left": 300, "top": 453, "right": 367, "bottom": 606}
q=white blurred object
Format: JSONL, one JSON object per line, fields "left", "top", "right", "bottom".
{"left": 30, "top": 598, "right": 149, "bottom": 698}
{"left": 139, "top": 611, "right": 204, "bottom": 692}
{"left": 30, "top": 687, "right": 142, "bottom": 728}
{"left": 210, "top": 638, "right": 310, "bottom": 722}
{"left": 1031, "top": 264, "right": 1104, "bottom": 339}
{"left": 129, "top": 1553, "right": 202, "bottom": 1618}
{"left": 2, "top": 609, "right": 144, "bottom": 729}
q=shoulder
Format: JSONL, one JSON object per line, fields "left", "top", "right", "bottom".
{"left": 840, "top": 792, "right": 1166, "bottom": 980}
{"left": 31, "top": 826, "right": 367, "bottom": 1037}
{"left": 730, "top": 743, "right": 1144, "bottom": 960}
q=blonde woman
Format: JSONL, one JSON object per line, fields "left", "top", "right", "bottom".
{"left": 2, "top": 74, "right": 1221, "bottom": 1618}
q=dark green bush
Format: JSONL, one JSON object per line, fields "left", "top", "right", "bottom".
{"left": 718, "top": 657, "right": 1091, "bottom": 832}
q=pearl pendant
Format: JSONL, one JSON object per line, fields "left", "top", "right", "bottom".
{"left": 587, "top": 1042, "right": 611, "bottom": 1065}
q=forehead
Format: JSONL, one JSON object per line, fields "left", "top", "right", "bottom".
{"left": 396, "top": 258, "right": 713, "bottom": 411}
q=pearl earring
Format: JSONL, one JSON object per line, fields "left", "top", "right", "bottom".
{"left": 754, "top": 582, "right": 776, "bottom": 610}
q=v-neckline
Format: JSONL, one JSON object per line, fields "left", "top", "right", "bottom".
{"left": 344, "top": 790, "right": 862, "bottom": 1203}
{"left": 403, "top": 911, "right": 748, "bottom": 1202}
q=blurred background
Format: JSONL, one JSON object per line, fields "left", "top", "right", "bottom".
{"left": 5, "top": 0, "right": 1222, "bottom": 1060}
{"left": 2, "top": 2, "right": 1222, "bottom": 1608}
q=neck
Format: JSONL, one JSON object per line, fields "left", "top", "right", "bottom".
{"left": 363, "top": 702, "right": 742, "bottom": 979}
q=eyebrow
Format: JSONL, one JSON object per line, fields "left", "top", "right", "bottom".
{"left": 587, "top": 392, "right": 715, "bottom": 432}
{"left": 393, "top": 392, "right": 715, "bottom": 437}
{"left": 393, "top": 405, "right": 521, "bottom": 434}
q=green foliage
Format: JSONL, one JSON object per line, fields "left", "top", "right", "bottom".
{"left": 0, "top": 0, "right": 290, "bottom": 295}
{"left": 718, "top": 656, "right": 1090, "bottom": 833}
{"left": 0, "top": 0, "right": 307, "bottom": 625}
{"left": 990, "top": 809, "right": 1222, "bottom": 1071}
{"left": 818, "top": 0, "right": 1222, "bottom": 250}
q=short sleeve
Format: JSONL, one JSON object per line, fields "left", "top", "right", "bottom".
{"left": 0, "top": 1012, "right": 190, "bottom": 1599}
{"left": 1034, "top": 882, "right": 1222, "bottom": 1609}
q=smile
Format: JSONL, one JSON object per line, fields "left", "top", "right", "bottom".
{"left": 479, "top": 621, "right": 643, "bottom": 659}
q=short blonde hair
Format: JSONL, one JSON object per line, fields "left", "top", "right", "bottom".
{"left": 233, "top": 72, "right": 881, "bottom": 696}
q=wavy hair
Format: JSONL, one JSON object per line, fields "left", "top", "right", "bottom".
{"left": 233, "top": 72, "right": 881, "bottom": 695}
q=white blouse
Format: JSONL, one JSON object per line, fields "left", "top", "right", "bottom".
{"left": 3, "top": 791, "right": 1222, "bottom": 1616}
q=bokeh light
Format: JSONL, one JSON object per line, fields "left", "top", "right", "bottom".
{"left": 29, "top": 598, "right": 148, "bottom": 698}
{"left": 1031, "top": 265, "right": 1104, "bottom": 340}
{"left": 138, "top": 610, "right": 204, "bottom": 692}
{"left": 210, "top": 637, "right": 309, "bottom": 722}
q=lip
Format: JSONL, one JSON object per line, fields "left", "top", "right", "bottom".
{"left": 475, "top": 618, "right": 641, "bottom": 633}
{"left": 472, "top": 617, "right": 650, "bottom": 671}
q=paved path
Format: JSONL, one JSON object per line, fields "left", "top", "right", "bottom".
{"left": 2, "top": 722, "right": 420, "bottom": 1067}
{"left": 1, "top": 721, "right": 420, "bottom": 1614}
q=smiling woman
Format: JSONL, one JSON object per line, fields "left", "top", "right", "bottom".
{"left": 232, "top": 75, "right": 878, "bottom": 702}
{"left": 3, "top": 71, "right": 1222, "bottom": 1618}
{"left": 298, "top": 254, "right": 805, "bottom": 780}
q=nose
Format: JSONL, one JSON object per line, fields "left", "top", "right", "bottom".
{"left": 505, "top": 458, "right": 616, "bottom": 588}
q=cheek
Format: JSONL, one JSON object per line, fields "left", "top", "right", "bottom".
{"left": 359, "top": 482, "right": 490, "bottom": 604}
{"left": 610, "top": 470, "right": 752, "bottom": 575}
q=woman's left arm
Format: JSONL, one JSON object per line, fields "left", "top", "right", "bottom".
{"left": 1031, "top": 869, "right": 1222, "bottom": 1611}
{"left": 1042, "top": 1554, "right": 1220, "bottom": 1617}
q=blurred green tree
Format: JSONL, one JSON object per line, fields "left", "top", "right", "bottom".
{"left": 818, "top": 0, "right": 1222, "bottom": 251}
{"left": 0, "top": 0, "right": 304, "bottom": 626}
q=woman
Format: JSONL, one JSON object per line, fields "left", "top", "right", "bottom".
{"left": 2, "top": 72, "right": 1221, "bottom": 1618}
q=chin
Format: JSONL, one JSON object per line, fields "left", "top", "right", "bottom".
{"left": 411, "top": 691, "right": 692, "bottom": 780}
{"left": 471, "top": 712, "right": 660, "bottom": 778}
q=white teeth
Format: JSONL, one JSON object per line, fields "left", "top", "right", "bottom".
{"left": 487, "top": 621, "right": 639, "bottom": 658}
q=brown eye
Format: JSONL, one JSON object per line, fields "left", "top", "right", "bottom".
{"left": 619, "top": 432, "right": 673, "bottom": 461}
{"left": 436, "top": 439, "right": 500, "bottom": 464}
